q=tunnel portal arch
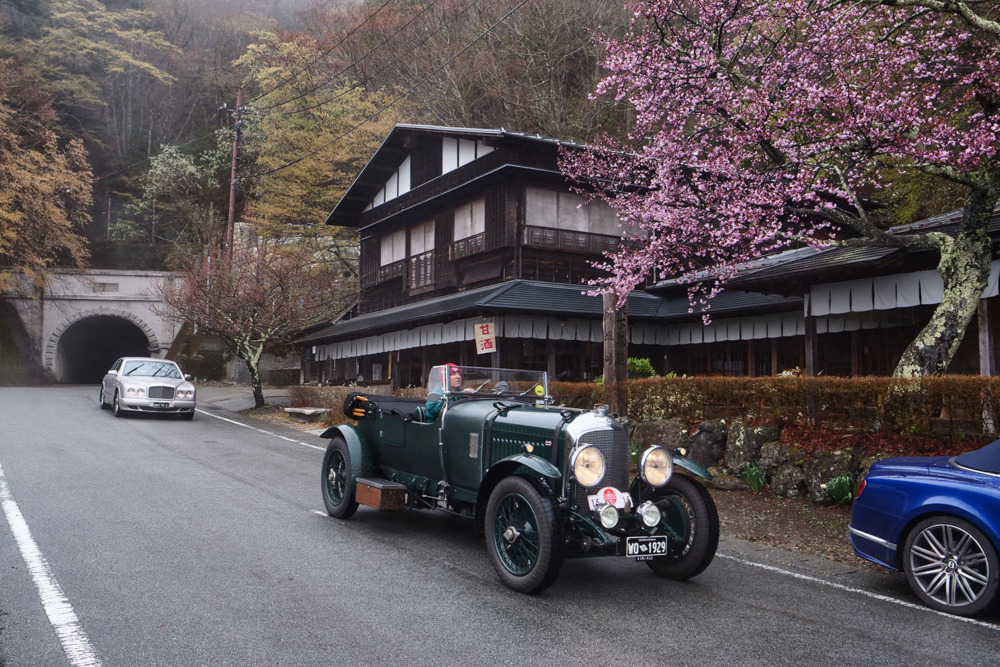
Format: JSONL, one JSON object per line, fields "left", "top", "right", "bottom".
{"left": 47, "top": 309, "right": 161, "bottom": 384}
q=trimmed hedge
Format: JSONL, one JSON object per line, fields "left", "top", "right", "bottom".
{"left": 620, "top": 375, "right": 1000, "bottom": 441}
{"left": 290, "top": 375, "right": 1000, "bottom": 442}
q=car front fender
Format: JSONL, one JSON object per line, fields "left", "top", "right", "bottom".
{"left": 320, "top": 424, "right": 373, "bottom": 478}
{"left": 673, "top": 454, "right": 712, "bottom": 480}
{"left": 496, "top": 453, "right": 562, "bottom": 481}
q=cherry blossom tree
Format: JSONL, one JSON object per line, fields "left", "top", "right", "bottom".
{"left": 562, "top": 0, "right": 1000, "bottom": 377}
{"left": 156, "top": 239, "right": 353, "bottom": 407}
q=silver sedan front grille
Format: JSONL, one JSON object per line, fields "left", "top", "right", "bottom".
{"left": 148, "top": 386, "right": 175, "bottom": 399}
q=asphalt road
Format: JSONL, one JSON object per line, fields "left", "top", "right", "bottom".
{"left": 1, "top": 386, "right": 998, "bottom": 666}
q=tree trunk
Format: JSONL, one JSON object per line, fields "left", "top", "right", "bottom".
{"left": 893, "top": 197, "right": 995, "bottom": 377}
{"left": 603, "top": 291, "right": 629, "bottom": 415}
{"left": 247, "top": 358, "right": 265, "bottom": 408}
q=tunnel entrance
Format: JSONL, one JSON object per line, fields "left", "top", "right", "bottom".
{"left": 57, "top": 316, "right": 151, "bottom": 384}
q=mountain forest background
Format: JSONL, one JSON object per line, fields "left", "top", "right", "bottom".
{"left": 0, "top": 0, "right": 630, "bottom": 282}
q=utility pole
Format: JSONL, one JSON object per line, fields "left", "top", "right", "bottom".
{"left": 222, "top": 87, "right": 244, "bottom": 263}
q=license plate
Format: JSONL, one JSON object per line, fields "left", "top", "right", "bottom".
{"left": 626, "top": 535, "right": 668, "bottom": 560}
{"left": 152, "top": 402, "right": 170, "bottom": 408}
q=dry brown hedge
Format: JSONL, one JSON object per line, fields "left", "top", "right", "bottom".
{"left": 289, "top": 376, "right": 1000, "bottom": 443}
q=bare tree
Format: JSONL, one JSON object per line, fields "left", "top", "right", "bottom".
{"left": 155, "top": 239, "right": 353, "bottom": 407}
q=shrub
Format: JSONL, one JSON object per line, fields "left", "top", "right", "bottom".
{"left": 825, "top": 474, "right": 856, "bottom": 505}
{"left": 627, "top": 357, "right": 658, "bottom": 379}
{"left": 739, "top": 462, "right": 767, "bottom": 492}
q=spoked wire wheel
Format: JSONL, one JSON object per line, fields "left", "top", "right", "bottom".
{"left": 493, "top": 493, "right": 541, "bottom": 576}
{"left": 904, "top": 516, "right": 998, "bottom": 616}
{"left": 321, "top": 436, "right": 358, "bottom": 519}
{"left": 485, "top": 476, "right": 562, "bottom": 593}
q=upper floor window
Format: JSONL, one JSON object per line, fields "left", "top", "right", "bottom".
{"left": 410, "top": 220, "right": 435, "bottom": 255}
{"left": 442, "top": 137, "right": 494, "bottom": 175}
{"left": 454, "top": 198, "right": 485, "bottom": 240}
{"left": 366, "top": 155, "right": 412, "bottom": 211}
{"left": 525, "top": 187, "right": 621, "bottom": 236}
{"left": 380, "top": 229, "right": 406, "bottom": 266}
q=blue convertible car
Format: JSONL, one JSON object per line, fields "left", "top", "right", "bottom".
{"left": 849, "top": 440, "right": 1000, "bottom": 616}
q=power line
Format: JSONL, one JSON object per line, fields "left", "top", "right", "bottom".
{"left": 248, "top": 0, "right": 396, "bottom": 106}
{"left": 254, "top": 0, "right": 442, "bottom": 113}
{"left": 272, "top": 0, "right": 482, "bottom": 119}
{"left": 246, "top": 0, "right": 529, "bottom": 180}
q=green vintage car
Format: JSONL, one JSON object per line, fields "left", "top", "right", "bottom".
{"left": 320, "top": 365, "right": 719, "bottom": 593}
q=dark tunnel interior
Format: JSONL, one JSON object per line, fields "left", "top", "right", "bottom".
{"left": 58, "top": 316, "right": 150, "bottom": 384}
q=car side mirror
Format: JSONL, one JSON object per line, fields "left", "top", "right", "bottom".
{"left": 107, "top": 369, "right": 118, "bottom": 376}
{"left": 184, "top": 374, "right": 193, "bottom": 381}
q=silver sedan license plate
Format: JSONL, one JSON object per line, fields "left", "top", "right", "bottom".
{"left": 152, "top": 402, "right": 170, "bottom": 408}
{"left": 626, "top": 535, "right": 668, "bottom": 560}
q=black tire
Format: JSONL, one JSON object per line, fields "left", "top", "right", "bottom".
{"left": 179, "top": 410, "right": 194, "bottom": 421}
{"left": 98, "top": 387, "right": 108, "bottom": 409}
{"left": 903, "top": 515, "right": 999, "bottom": 616}
{"left": 645, "top": 474, "right": 719, "bottom": 580}
{"left": 485, "top": 476, "right": 563, "bottom": 593}
{"left": 321, "top": 436, "right": 358, "bottom": 519}
{"left": 112, "top": 391, "right": 125, "bottom": 418}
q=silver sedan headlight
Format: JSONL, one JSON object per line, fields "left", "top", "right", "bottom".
{"left": 177, "top": 389, "right": 194, "bottom": 399}
{"left": 640, "top": 446, "right": 674, "bottom": 488}
{"left": 126, "top": 387, "right": 145, "bottom": 397}
{"left": 569, "top": 445, "right": 606, "bottom": 488}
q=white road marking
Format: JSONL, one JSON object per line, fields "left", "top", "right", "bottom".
{"left": 195, "top": 408, "right": 326, "bottom": 451}
{"left": 0, "top": 462, "right": 103, "bottom": 666}
{"left": 717, "top": 552, "right": 1000, "bottom": 630}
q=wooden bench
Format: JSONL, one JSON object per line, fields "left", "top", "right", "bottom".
{"left": 283, "top": 407, "right": 329, "bottom": 423}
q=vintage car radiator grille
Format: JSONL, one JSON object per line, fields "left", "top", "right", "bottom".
{"left": 573, "top": 428, "right": 629, "bottom": 507}
{"left": 148, "top": 386, "right": 175, "bottom": 399}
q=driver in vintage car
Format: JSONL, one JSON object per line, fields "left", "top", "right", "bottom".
{"left": 424, "top": 363, "right": 467, "bottom": 421}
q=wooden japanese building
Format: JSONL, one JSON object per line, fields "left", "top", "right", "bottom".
{"left": 297, "top": 125, "right": 1000, "bottom": 387}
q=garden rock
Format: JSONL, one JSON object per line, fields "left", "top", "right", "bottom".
{"left": 803, "top": 450, "right": 854, "bottom": 503}
{"left": 687, "top": 420, "right": 728, "bottom": 468}
{"left": 769, "top": 465, "right": 806, "bottom": 497}
{"left": 758, "top": 441, "right": 802, "bottom": 475}
{"left": 705, "top": 467, "right": 749, "bottom": 491}
{"left": 725, "top": 421, "right": 780, "bottom": 472}
{"left": 633, "top": 417, "right": 689, "bottom": 452}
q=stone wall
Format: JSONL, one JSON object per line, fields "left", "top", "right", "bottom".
{"left": 634, "top": 418, "right": 864, "bottom": 504}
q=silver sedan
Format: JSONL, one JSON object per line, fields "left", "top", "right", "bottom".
{"left": 99, "top": 357, "right": 197, "bottom": 419}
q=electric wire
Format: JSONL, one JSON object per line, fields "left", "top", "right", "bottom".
{"left": 273, "top": 0, "right": 482, "bottom": 118}
{"left": 254, "top": 0, "right": 441, "bottom": 112}
{"left": 246, "top": 0, "right": 529, "bottom": 180}
{"left": 247, "top": 0, "right": 396, "bottom": 105}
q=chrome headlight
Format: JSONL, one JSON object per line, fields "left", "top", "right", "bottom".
{"left": 598, "top": 503, "right": 619, "bottom": 529}
{"left": 637, "top": 501, "right": 662, "bottom": 527}
{"left": 570, "top": 445, "right": 606, "bottom": 488}
{"left": 178, "top": 389, "right": 193, "bottom": 399}
{"left": 640, "top": 446, "right": 673, "bottom": 488}
{"left": 126, "top": 387, "right": 145, "bottom": 397}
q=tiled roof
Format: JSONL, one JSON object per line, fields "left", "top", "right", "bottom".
{"left": 297, "top": 280, "right": 798, "bottom": 344}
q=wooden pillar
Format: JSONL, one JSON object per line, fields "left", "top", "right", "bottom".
{"left": 979, "top": 299, "right": 996, "bottom": 376}
{"left": 804, "top": 316, "right": 819, "bottom": 376}
{"left": 850, "top": 330, "right": 861, "bottom": 377}
{"left": 546, "top": 339, "right": 557, "bottom": 380}
{"left": 770, "top": 338, "right": 778, "bottom": 376}
{"left": 747, "top": 340, "right": 756, "bottom": 377}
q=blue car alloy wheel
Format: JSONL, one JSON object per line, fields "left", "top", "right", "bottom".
{"left": 903, "top": 516, "right": 999, "bottom": 616}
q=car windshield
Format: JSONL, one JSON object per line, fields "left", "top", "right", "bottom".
{"left": 122, "top": 361, "right": 182, "bottom": 379}
{"left": 426, "top": 365, "right": 549, "bottom": 400}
